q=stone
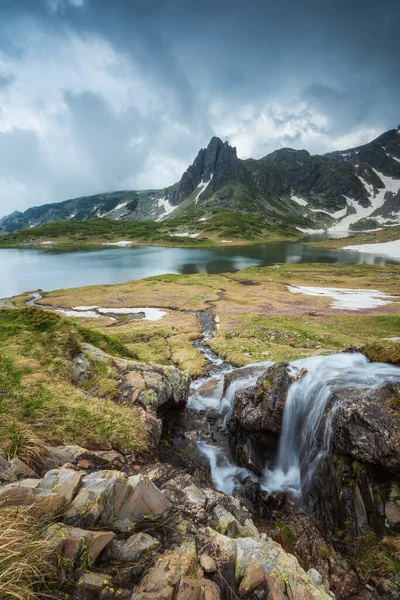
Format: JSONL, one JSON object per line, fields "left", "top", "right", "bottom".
{"left": 176, "top": 577, "right": 202, "bottom": 600}
{"left": 140, "top": 539, "right": 197, "bottom": 593}
{"left": 206, "top": 528, "right": 237, "bottom": 565}
{"left": 0, "top": 483, "right": 66, "bottom": 514}
{"left": 114, "top": 475, "right": 172, "bottom": 531}
{"left": 2, "top": 478, "right": 41, "bottom": 490}
{"left": 39, "top": 445, "right": 88, "bottom": 471}
{"left": 308, "top": 568, "right": 323, "bottom": 587}
{"left": 64, "top": 470, "right": 125, "bottom": 528}
{"left": 385, "top": 501, "right": 400, "bottom": 531}
{"left": 8, "top": 458, "right": 37, "bottom": 479}
{"left": 38, "top": 467, "right": 83, "bottom": 503}
{"left": 196, "top": 377, "right": 222, "bottom": 398}
{"left": 238, "top": 562, "right": 265, "bottom": 595}
{"left": 199, "top": 554, "right": 217, "bottom": 573}
{"left": 46, "top": 524, "right": 115, "bottom": 563}
{"left": 202, "top": 580, "right": 223, "bottom": 600}
{"left": 108, "top": 532, "right": 160, "bottom": 561}
{"left": 213, "top": 505, "right": 240, "bottom": 537}
{"left": 235, "top": 537, "right": 332, "bottom": 599}
{"left": 131, "top": 587, "right": 173, "bottom": 600}
{"left": 78, "top": 572, "right": 110, "bottom": 592}
{"left": 182, "top": 484, "right": 207, "bottom": 510}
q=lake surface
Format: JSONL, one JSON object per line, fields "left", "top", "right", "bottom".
{"left": 0, "top": 241, "right": 398, "bottom": 298}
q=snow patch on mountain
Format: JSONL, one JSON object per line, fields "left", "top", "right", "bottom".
{"left": 329, "top": 170, "right": 400, "bottom": 231}
{"left": 194, "top": 175, "right": 213, "bottom": 204}
{"left": 156, "top": 196, "right": 176, "bottom": 221}
{"left": 291, "top": 195, "right": 308, "bottom": 207}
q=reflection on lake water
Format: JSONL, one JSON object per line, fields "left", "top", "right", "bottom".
{"left": 0, "top": 240, "right": 398, "bottom": 297}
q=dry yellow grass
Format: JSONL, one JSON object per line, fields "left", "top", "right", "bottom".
{"left": 0, "top": 504, "right": 56, "bottom": 600}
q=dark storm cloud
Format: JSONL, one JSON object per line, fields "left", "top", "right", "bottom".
{"left": 0, "top": 0, "right": 399, "bottom": 214}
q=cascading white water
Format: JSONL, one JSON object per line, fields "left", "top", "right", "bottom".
{"left": 186, "top": 308, "right": 400, "bottom": 499}
{"left": 262, "top": 353, "right": 400, "bottom": 498}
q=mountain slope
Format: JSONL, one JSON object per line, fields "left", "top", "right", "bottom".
{"left": 1, "top": 126, "right": 400, "bottom": 234}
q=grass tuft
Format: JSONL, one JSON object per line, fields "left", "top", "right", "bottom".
{"left": 0, "top": 504, "right": 56, "bottom": 600}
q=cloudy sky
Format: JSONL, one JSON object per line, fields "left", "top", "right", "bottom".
{"left": 0, "top": 0, "right": 399, "bottom": 216}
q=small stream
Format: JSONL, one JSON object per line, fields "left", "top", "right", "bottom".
{"left": 27, "top": 293, "right": 400, "bottom": 501}
{"left": 183, "top": 310, "right": 400, "bottom": 500}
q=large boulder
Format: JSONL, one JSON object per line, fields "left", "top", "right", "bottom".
{"left": 228, "top": 363, "right": 292, "bottom": 473}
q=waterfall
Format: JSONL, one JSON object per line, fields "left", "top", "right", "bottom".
{"left": 262, "top": 353, "right": 400, "bottom": 498}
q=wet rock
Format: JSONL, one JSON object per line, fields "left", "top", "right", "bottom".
{"left": 196, "top": 377, "right": 222, "bottom": 398}
{"left": 332, "top": 385, "right": 400, "bottom": 468}
{"left": 228, "top": 363, "right": 291, "bottom": 473}
{"left": 108, "top": 532, "right": 160, "bottom": 562}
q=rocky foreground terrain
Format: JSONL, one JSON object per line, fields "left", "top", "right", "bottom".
{"left": 0, "top": 283, "right": 399, "bottom": 599}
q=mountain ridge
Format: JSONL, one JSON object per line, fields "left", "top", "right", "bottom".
{"left": 1, "top": 126, "right": 400, "bottom": 234}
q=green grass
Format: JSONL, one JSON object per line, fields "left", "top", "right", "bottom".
{"left": 0, "top": 308, "right": 148, "bottom": 460}
{"left": 0, "top": 211, "right": 299, "bottom": 248}
{"left": 355, "top": 531, "right": 400, "bottom": 578}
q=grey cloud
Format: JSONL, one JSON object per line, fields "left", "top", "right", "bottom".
{"left": 0, "top": 0, "right": 399, "bottom": 215}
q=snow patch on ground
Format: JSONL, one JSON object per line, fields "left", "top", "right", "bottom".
{"left": 41, "top": 241, "right": 55, "bottom": 245}
{"left": 102, "top": 241, "right": 132, "bottom": 247}
{"left": 288, "top": 285, "right": 397, "bottom": 310}
{"left": 198, "top": 217, "right": 208, "bottom": 222}
{"left": 156, "top": 196, "right": 176, "bottom": 221}
{"left": 168, "top": 232, "right": 199, "bottom": 238}
{"left": 194, "top": 174, "right": 213, "bottom": 204}
{"left": 57, "top": 306, "right": 167, "bottom": 321}
{"left": 221, "top": 240, "right": 233, "bottom": 243}
{"left": 343, "top": 239, "right": 400, "bottom": 260}
{"left": 291, "top": 195, "right": 308, "bottom": 207}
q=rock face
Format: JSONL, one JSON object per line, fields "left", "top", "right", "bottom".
{"left": 228, "top": 363, "right": 292, "bottom": 473}
{"left": 228, "top": 359, "right": 400, "bottom": 545}
{"left": 2, "top": 127, "right": 399, "bottom": 232}
{"left": 311, "top": 383, "right": 400, "bottom": 538}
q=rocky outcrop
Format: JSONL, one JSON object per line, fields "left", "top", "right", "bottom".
{"left": 0, "top": 460, "right": 334, "bottom": 600}
{"left": 228, "top": 363, "right": 292, "bottom": 473}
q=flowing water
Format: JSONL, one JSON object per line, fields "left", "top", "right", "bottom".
{"left": 25, "top": 291, "right": 400, "bottom": 501}
{"left": 187, "top": 313, "right": 400, "bottom": 499}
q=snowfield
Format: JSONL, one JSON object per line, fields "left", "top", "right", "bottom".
{"left": 343, "top": 239, "right": 400, "bottom": 260}
{"left": 288, "top": 285, "right": 398, "bottom": 310}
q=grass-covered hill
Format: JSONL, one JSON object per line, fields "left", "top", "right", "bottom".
{"left": 0, "top": 211, "right": 299, "bottom": 248}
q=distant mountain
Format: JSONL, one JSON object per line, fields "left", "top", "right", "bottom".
{"left": 1, "top": 126, "right": 400, "bottom": 234}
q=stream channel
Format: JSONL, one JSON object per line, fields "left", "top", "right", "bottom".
{"left": 27, "top": 294, "right": 400, "bottom": 507}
